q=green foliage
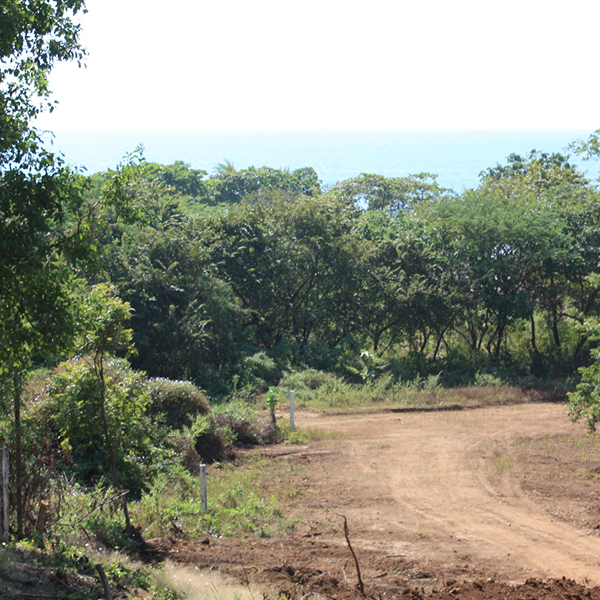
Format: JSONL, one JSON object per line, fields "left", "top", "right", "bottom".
{"left": 265, "top": 386, "right": 279, "bottom": 425}
{"left": 0, "top": 0, "right": 86, "bottom": 161}
{"left": 210, "top": 401, "right": 278, "bottom": 447}
{"left": 169, "top": 401, "right": 279, "bottom": 466}
{"left": 473, "top": 370, "right": 506, "bottom": 387}
{"left": 481, "top": 151, "right": 590, "bottom": 194}
{"left": 568, "top": 313, "right": 600, "bottom": 432}
{"left": 76, "top": 154, "right": 600, "bottom": 397}
{"left": 47, "top": 356, "right": 158, "bottom": 491}
{"left": 148, "top": 378, "right": 210, "bottom": 429}
{"left": 345, "top": 348, "right": 388, "bottom": 382}
{"left": 570, "top": 129, "right": 600, "bottom": 162}
{"left": 47, "top": 481, "right": 128, "bottom": 548}
{"left": 133, "top": 463, "right": 284, "bottom": 539}
{"left": 568, "top": 359, "right": 600, "bottom": 432}
{"left": 208, "top": 165, "right": 321, "bottom": 205}
{"left": 147, "top": 160, "right": 208, "bottom": 199}
{"left": 278, "top": 369, "right": 349, "bottom": 402}
{"left": 331, "top": 172, "right": 452, "bottom": 213}
{"left": 0, "top": 164, "right": 91, "bottom": 378}
{"left": 100, "top": 196, "right": 247, "bottom": 396}
{"left": 207, "top": 192, "right": 367, "bottom": 361}
{"left": 238, "top": 352, "right": 280, "bottom": 395}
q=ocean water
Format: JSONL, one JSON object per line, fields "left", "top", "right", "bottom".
{"left": 43, "top": 129, "right": 598, "bottom": 193}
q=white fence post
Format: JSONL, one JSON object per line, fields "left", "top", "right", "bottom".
{"left": 199, "top": 464, "right": 207, "bottom": 512}
{"left": 290, "top": 390, "right": 295, "bottom": 431}
{"left": 1, "top": 449, "right": 8, "bottom": 542}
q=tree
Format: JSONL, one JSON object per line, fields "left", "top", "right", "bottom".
{"left": 207, "top": 165, "right": 321, "bottom": 205}
{"left": 331, "top": 173, "right": 452, "bottom": 214}
{"left": 478, "top": 150, "right": 599, "bottom": 359}
{"left": 568, "top": 277, "right": 600, "bottom": 431}
{"left": 434, "top": 188, "right": 575, "bottom": 361}
{"left": 1, "top": 0, "right": 86, "bottom": 161}
{"left": 50, "top": 284, "right": 143, "bottom": 533}
{"left": 105, "top": 214, "right": 247, "bottom": 396}
{"left": 355, "top": 210, "right": 458, "bottom": 360}
{"left": 146, "top": 160, "right": 209, "bottom": 204}
{"left": 206, "top": 191, "right": 367, "bottom": 364}
{"left": 215, "top": 158, "right": 236, "bottom": 174}
{"left": 1, "top": 1, "right": 88, "bottom": 537}
{"left": 569, "top": 129, "right": 600, "bottom": 162}
{"left": 481, "top": 151, "right": 590, "bottom": 197}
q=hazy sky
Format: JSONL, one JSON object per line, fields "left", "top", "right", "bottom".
{"left": 36, "top": 0, "right": 600, "bottom": 131}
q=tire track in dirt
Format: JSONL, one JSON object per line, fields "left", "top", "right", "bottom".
{"left": 296, "top": 403, "right": 600, "bottom": 584}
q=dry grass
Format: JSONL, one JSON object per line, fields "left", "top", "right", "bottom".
{"left": 154, "top": 561, "right": 260, "bottom": 600}
{"left": 484, "top": 429, "right": 600, "bottom": 531}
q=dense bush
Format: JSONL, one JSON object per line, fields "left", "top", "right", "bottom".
{"left": 148, "top": 378, "right": 210, "bottom": 429}
{"left": 43, "top": 357, "right": 168, "bottom": 494}
{"left": 188, "top": 402, "right": 280, "bottom": 464}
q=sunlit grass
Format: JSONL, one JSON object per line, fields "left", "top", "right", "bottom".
{"left": 130, "top": 455, "right": 300, "bottom": 540}
{"left": 278, "top": 419, "right": 338, "bottom": 444}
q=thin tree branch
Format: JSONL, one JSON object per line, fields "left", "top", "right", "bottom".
{"left": 338, "top": 514, "right": 365, "bottom": 596}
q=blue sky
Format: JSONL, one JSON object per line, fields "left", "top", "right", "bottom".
{"left": 36, "top": 0, "right": 600, "bottom": 131}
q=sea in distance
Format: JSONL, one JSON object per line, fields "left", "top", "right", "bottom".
{"left": 44, "top": 129, "right": 599, "bottom": 193}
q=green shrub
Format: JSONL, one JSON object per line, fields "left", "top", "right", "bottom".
{"left": 237, "top": 351, "right": 281, "bottom": 395}
{"left": 211, "top": 401, "right": 279, "bottom": 446}
{"left": 46, "top": 357, "right": 169, "bottom": 494}
{"left": 148, "top": 378, "right": 210, "bottom": 429}
{"left": 176, "top": 401, "right": 280, "bottom": 465}
{"left": 473, "top": 370, "right": 505, "bottom": 387}
{"left": 278, "top": 369, "right": 348, "bottom": 402}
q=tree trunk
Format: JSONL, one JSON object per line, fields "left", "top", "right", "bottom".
{"left": 96, "top": 354, "right": 131, "bottom": 535}
{"left": 551, "top": 303, "right": 561, "bottom": 347}
{"left": 13, "top": 372, "right": 23, "bottom": 540}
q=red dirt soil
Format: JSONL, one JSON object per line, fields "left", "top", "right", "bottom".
{"left": 144, "top": 402, "right": 600, "bottom": 600}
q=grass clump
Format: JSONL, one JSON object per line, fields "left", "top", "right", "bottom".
{"left": 278, "top": 419, "right": 337, "bottom": 444}
{"left": 34, "top": 453, "right": 296, "bottom": 552}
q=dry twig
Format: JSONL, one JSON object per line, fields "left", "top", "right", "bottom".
{"left": 338, "top": 514, "right": 365, "bottom": 596}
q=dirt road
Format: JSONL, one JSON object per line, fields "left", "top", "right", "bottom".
{"left": 146, "top": 401, "right": 600, "bottom": 599}
{"left": 292, "top": 403, "right": 600, "bottom": 584}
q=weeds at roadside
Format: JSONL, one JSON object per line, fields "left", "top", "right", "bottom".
{"left": 0, "top": 542, "right": 184, "bottom": 600}
{"left": 131, "top": 456, "right": 290, "bottom": 540}
{"left": 489, "top": 452, "right": 514, "bottom": 474}
{"left": 278, "top": 420, "right": 337, "bottom": 444}
{"left": 40, "top": 452, "right": 302, "bottom": 551}
{"left": 275, "top": 368, "right": 564, "bottom": 413}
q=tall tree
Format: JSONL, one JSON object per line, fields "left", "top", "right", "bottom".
{"left": 1, "top": 0, "right": 87, "bottom": 538}
{"left": 331, "top": 172, "right": 452, "bottom": 214}
{"left": 206, "top": 191, "right": 366, "bottom": 363}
